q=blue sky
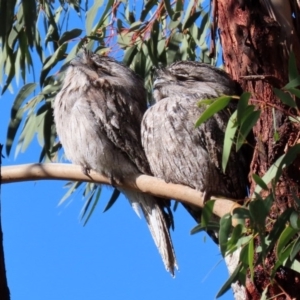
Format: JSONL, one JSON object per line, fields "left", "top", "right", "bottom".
{"left": 0, "top": 1, "right": 234, "bottom": 299}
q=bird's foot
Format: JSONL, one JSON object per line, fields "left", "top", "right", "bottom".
{"left": 82, "top": 166, "right": 91, "bottom": 176}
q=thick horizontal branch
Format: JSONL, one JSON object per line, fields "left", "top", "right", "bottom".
{"left": 1, "top": 163, "right": 240, "bottom": 219}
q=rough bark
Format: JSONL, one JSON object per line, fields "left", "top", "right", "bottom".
{"left": 217, "top": 1, "right": 300, "bottom": 299}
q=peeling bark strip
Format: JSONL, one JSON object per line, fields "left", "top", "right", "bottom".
{"left": 217, "top": 1, "right": 300, "bottom": 299}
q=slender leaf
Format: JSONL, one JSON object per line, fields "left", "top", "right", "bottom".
{"left": 286, "top": 87, "right": 300, "bottom": 98}
{"left": 201, "top": 200, "right": 215, "bottom": 228}
{"left": 248, "top": 238, "right": 254, "bottom": 281}
{"left": 290, "top": 236, "right": 300, "bottom": 261}
{"left": 237, "top": 92, "right": 251, "bottom": 124}
{"left": 288, "top": 52, "right": 298, "bottom": 81}
{"left": 216, "top": 263, "right": 242, "bottom": 298}
{"left": 219, "top": 213, "right": 232, "bottom": 257}
{"left": 86, "top": 0, "right": 104, "bottom": 34}
{"left": 273, "top": 88, "right": 296, "bottom": 108}
{"left": 276, "top": 225, "right": 298, "bottom": 258}
{"left": 284, "top": 75, "right": 300, "bottom": 89}
{"left": 58, "top": 29, "right": 82, "bottom": 45}
{"left": 252, "top": 174, "right": 268, "bottom": 191}
{"left": 103, "top": 189, "right": 121, "bottom": 212}
{"left": 58, "top": 181, "right": 82, "bottom": 206}
{"left": 222, "top": 110, "right": 237, "bottom": 172}
{"left": 195, "top": 96, "right": 231, "bottom": 127}
{"left": 163, "top": 0, "right": 174, "bottom": 19}
{"left": 43, "top": 43, "right": 68, "bottom": 70}
{"left": 83, "top": 187, "right": 102, "bottom": 226}
{"left": 236, "top": 110, "right": 260, "bottom": 151}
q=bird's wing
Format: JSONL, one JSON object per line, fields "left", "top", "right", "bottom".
{"left": 87, "top": 79, "right": 152, "bottom": 175}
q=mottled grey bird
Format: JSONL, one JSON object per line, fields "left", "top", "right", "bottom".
{"left": 141, "top": 61, "right": 250, "bottom": 225}
{"left": 53, "top": 50, "right": 177, "bottom": 275}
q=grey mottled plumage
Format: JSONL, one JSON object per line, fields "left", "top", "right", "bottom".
{"left": 53, "top": 50, "right": 177, "bottom": 275}
{"left": 142, "top": 61, "right": 249, "bottom": 223}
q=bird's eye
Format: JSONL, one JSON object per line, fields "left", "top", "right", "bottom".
{"left": 176, "top": 75, "right": 189, "bottom": 81}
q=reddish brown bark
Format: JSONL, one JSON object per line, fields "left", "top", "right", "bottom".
{"left": 217, "top": 1, "right": 300, "bottom": 299}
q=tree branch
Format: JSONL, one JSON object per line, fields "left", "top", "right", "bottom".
{"left": 1, "top": 163, "right": 241, "bottom": 219}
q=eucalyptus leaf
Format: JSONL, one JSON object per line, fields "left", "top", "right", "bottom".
{"left": 273, "top": 88, "right": 296, "bottom": 108}
{"left": 288, "top": 52, "right": 298, "bottom": 81}
{"left": 103, "top": 189, "right": 121, "bottom": 212}
{"left": 195, "top": 96, "right": 231, "bottom": 127}
{"left": 219, "top": 213, "right": 232, "bottom": 257}
{"left": 237, "top": 92, "right": 251, "bottom": 124}
{"left": 222, "top": 110, "right": 237, "bottom": 172}
{"left": 216, "top": 263, "right": 243, "bottom": 298}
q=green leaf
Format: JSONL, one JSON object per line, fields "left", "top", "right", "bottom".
{"left": 86, "top": 0, "right": 104, "bottom": 34}
{"left": 163, "top": 0, "right": 174, "bottom": 19}
{"left": 222, "top": 110, "right": 237, "bottom": 172}
{"left": 288, "top": 52, "right": 298, "bottom": 81}
{"left": 237, "top": 105, "right": 255, "bottom": 125}
{"left": 43, "top": 43, "right": 68, "bottom": 70}
{"left": 237, "top": 92, "right": 251, "bottom": 124}
{"left": 82, "top": 186, "right": 102, "bottom": 226}
{"left": 276, "top": 225, "right": 298, "bottom": 258}
{"left": 22, "top": 0, "right": 36, "bottom": 48}
{"left": 248, "top": 238, "right": 254, "bottom": 280}
{"left": 267, "top": 208, "right": 294, "bottom": 250}
{"left": 216, "top": 263, "right": 242, "bottom": 298}
{"left": 103, "top": 189, "right": 121, "bottom": 212}
{"left": 190, "top": 221, "right": 220, "bottom": 235}
{"left": 128, "top": 21, "right": 143, "bottom": 32}
{"left": 0, "top": 0, "right": 17, "bottom": 44}
{"left": 2, "top": 52, "right": 15, "bottom": 95}
{"left": 58, "top": 181, "right": 82, "bottom": 206}
{"left": 288, "top": 259, "right": 300, "bottom": 273}
{"left": 42, "top": 104, "right": 55, "bottom": 160}
{"left": 252, "top": 174, "right": 268, "bottom": 191}
{"left": 232, "top": 207, "right": 250, "bottom": 226}
{"left": 140, "top": 0, "right": 157, "bottom": 22}
{"left": 15, "top": 113, "right": 36, "bottom": 157}
{"left": 123, "top": 46, "right": 137, "bottom": 66}
{"left": 254, "top": 154, "right": 285, "bottom": 194}
{"left": 249, "top": 199, "right": 268, "bottom": 230}
{"left": 11, "top": 84, "right": 37, "bottom": 119}
{"left": 273, "top": 88, "right": 296, "bottom": 108}
{"left": 290, "top": 211, "right": 300, "bottom": 230}
{"left": 195, "top": 96, "right": 231, "bottom": 127}
{"left": 286, "top": 87, "right": 300, "bottom": 98}
{"left": 236, "top": 110, "right": 260, "bottom": 151}
{"left": 290, "top": 236, "right": 300, "bottom": 261}
{"left": 183, "top": 11, "right": 201, "bottom": 30}
{"left": 182, "top": 0, "right": 194, "bottom": 29}
{"left": 58, "top": 29, "right": 82, "bottom": 45}
{"left": 6, "top": 83, "right": 37, "bottom": 156}
{"left": 219, "top": 213, "right": 232, "bottom": 257}
{"left": 6, "top": 108, "right": 24, "bottom": 157}
{"left": 227, "top": 224, "right": 244, "bottom": 252}
{"left": 291, "top": 190, "right": 300, "bottom": 208}
{"left": 274, "top": 144, "right": 300, "bottom": 183}
{"left": 272, "top": 243, "right": 293, "bottom": 276}
{"left": 201, "top": 200, "right": 215, "bottom": 227}
{"left": 260, "top": 286, "right": 269, "bottom": 300}
{"left": 284, "top": 75, "right": 300, "bottom": 89}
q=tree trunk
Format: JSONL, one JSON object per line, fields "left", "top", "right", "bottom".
{"left": 0, "top": 144, "right": 10, "bottom": 300}
{"left": 217, "top": 1, "right": 300, "bottom": 299}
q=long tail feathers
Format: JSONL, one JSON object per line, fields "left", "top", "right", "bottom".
{"left": 121, "top": 189, "right": 178, "bottom": 276}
